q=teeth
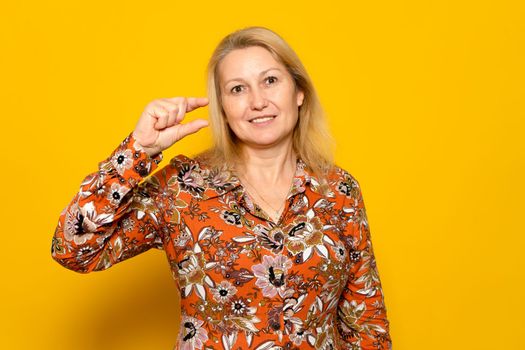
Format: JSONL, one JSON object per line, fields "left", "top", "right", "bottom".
{"left": 251, "top": 116, "right": 274, "bottom": 123}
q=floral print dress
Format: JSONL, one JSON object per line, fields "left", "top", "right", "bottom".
{"left": 51, "top": 132, "right": 392, "bottom": 350}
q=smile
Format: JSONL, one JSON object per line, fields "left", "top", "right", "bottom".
{"left": 249, "top": 115, "right": 276, "bottom": 123}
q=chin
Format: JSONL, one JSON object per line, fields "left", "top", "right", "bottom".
{"left": 244, "top": 135, "right": 291, "bottom": 149}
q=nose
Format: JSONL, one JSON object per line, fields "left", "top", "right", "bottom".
{"left": 249, "top": 87, "right": 268, "bottom": 110}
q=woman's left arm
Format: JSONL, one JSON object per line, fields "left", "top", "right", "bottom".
{"left": 336, "top": 176, "right": 392, "bottom": 349}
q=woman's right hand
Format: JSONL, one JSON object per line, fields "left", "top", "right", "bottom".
{"left": 132, "top": 97, "right": 209, "bottom": 157}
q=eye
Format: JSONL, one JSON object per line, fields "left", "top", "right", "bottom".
{"left": 230, "top": 85, "right": 243, "bottom": 94}
{"left": 265, "top": 76, "right": 278, "bottom": 85}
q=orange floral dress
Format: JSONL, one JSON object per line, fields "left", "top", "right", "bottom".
{"left": 51, "top": 132, "right": 392, "bottom": 350}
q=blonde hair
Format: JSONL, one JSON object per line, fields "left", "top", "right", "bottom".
{"left": 197, "top": 26, "right": 334, "bottom": 178}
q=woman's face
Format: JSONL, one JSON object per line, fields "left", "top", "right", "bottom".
{"left": 218, "top": 46, "right": 304, "bottom": 150}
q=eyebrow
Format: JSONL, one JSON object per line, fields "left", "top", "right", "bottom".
{"left": 222, "top": 67, "right": 283, "bottom": 86}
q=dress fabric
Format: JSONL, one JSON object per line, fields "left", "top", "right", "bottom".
{"left": 51, "top": 132, "right": 392, "bottom": 350}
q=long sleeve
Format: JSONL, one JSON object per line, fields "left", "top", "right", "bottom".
{"left": 337, "top": 176, "right": 392, "bottom": 349}
{"left": 51, "top": 132, "right": 166, "bottom": 273}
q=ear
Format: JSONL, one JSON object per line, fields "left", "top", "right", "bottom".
{"left": 296, "top": 89, "right": 305, "bottom": 107}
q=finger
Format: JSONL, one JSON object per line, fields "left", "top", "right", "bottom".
{"left": 186, "top": 97, "right": 209, "bottom": 113}
{"left": 167, "top": 104, "right": 179, "bottom": 127}
{"left": 177, "top": 119, "right": 209, "bottom": 138}
{"left": 152, "top": 105, "right": 169, "bottom": 130}
{"left": 156, "top": 99, "right": 181, "bottom": 128}
{"left": 175, "top": 98, "right": 188, "bottom": 124}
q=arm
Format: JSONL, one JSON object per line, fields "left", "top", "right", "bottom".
{"left": 336, "top": 175, "right": 392, "bottom": 349}
{"left": 52, "top": 96, "right": 209, "bottom": 273}
{"left": 51, "top": 132, "right": 166, "bottom": 273}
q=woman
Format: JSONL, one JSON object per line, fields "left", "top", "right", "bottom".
{"left": 52, "top": 26, "right": 392, "bottom": 349}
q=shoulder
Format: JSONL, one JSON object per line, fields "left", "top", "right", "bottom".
{"left": 318, "top": 164, "right": 363, "bottom": 202}
{"left": 167, "top": 153, "right": 223, "bottom": 177}
{"left": 155, "top": 154, "right": 239, "bottom": 199}
{"left": 168, "top": 153, "right": 202, "bottom": 171}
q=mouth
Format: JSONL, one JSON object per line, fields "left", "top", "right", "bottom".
{"left": 249, "top": 115, "right": 277, "bottom": 124}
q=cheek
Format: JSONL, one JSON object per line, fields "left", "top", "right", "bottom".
{"left": 273, "top": 86, "right": 298, "bottom": 109}
{"left": 281, "top": 94, "right": 300, "bottom": 116}
{"left": 222, "top": 98, "right": 246, "bottom": 121}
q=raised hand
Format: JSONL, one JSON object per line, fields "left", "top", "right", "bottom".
{"left": 132, "top": 97, "right": 209, "bottom": 157}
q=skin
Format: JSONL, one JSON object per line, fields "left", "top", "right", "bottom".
{"left": 218, "top": 46, "right": 304, "bottom": 152}
{"left": 132, "top": 46, "right": 304, "bottom": 222}
{"left": 132, "top": 96, "right": 209, "bottom": 157}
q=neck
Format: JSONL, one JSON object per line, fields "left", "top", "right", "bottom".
{"left": 235, "top": 138, "right": 297, "bottom": 185}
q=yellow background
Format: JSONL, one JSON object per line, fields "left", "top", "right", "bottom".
{"left": 2, "top": 0, "right": 524, "bottom": 349}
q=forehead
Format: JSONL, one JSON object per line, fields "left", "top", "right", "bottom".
{"left": 218, "top": 46, "right": 286, "bottom": 83}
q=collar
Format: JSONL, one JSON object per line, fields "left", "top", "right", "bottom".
{"left": 200, "top": 157, "right": 322, "bottom": 201}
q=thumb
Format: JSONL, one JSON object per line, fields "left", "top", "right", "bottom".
{"left": 175, "top": 119, "right": 209, "bottom": 140}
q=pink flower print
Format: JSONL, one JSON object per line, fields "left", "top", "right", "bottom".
{"left": 211, "top": 280, "right": 237, "bottom": 303}
{"left": 252, "top": 254, "right": 293, "bottom": 298}
{"left": 178, "top": 315, "right": 208, "bottom": 350}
